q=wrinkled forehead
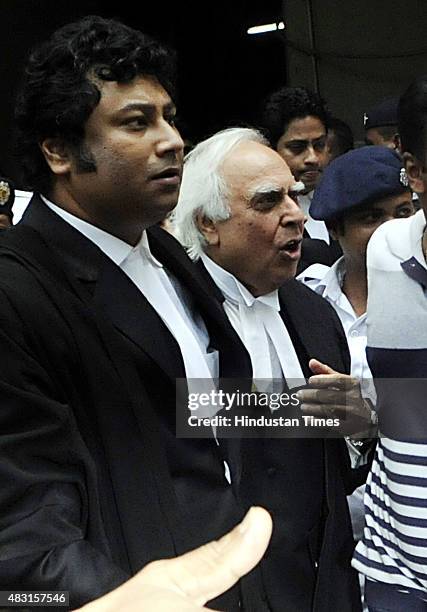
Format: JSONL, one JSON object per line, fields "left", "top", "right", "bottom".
{"left": 221, "top": 141, "right": 296, "bottom": 194}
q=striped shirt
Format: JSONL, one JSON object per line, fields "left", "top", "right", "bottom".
{"left": 352, "top": 209, "right": 427, "bottom": 598}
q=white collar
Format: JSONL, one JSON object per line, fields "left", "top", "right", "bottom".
{"left": 201, "top": 254, "right": 304, "bottom": 385}
{"left": 296, "top": 191, "right": 330, "bottom": 244}
{"left": 41, "top": 195, "right": 163, "bottom": 268}
{"left": 201, "top": 253, "right": 280, "bottom": 311}
{"left": 296, "top": 191, "right": 313, "bottom": 212}
{"left": 312, "top": 256, "right": 346, "bottom": 303}
{"left": 304, "top": 255, "right": 366, "bottom": 322}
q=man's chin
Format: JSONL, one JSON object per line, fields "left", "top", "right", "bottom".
{"left": 156, "top": 193, "right": 180, "bottom": 214}
{"left": 299, "top": 172, "right": 321, "bottom": 193}
{"left": 140, "top": 194, "right": 179, "bottom": 230}
{"left": 268, "top": 266, "right": 300, "bottom": 292}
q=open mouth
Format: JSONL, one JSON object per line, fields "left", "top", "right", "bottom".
{"left": 281, "top": 238, "right": 302, "bottom": 254}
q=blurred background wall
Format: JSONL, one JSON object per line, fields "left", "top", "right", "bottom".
{"left": 283, "top": 0, "right": 427, "bottom": 142}
{"left": 0, "top": 0, "right": 426, "bottom": 182}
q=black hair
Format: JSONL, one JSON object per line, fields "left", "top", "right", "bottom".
{"left": 14, "top": 15, "right": 177, "bottom": 193}
{"left": 327, "top": 117, "right": 354, "bottom": 159}
{"left": 398, "top": 75, "right": 427, "bottom": 162}
{"left": 260, "top": 86, "right": 329, "bottom": 149}
{"left": 325, "top": 216, "right": 346, "bottom": 236}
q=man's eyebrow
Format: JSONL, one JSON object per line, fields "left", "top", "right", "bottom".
{"left": 247, "top": 185, "right": 284, "bottom": 201}
{"left": 117, "top": 102, "right": 176, "bottom": 114}
{"left": 285, "top": 135, "right": 326, "bottom": 145}
{"left": 284, "top": 139, "right": 308, "bottom": 145}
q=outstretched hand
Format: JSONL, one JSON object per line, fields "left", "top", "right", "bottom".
{"left": 77, "top": 506, "right": 272, "bottom": 612}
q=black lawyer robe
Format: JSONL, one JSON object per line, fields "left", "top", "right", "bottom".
{"left": 0, "top": 195, "right": 268, "bottom": 610}
{"left": 197, "top": 260, "right": 367, "bottom": 612}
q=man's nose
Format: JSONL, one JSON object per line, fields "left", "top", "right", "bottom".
{"left": 282, "top": 196, "right": 306, "bottom": 227}
{"left": 304, "top": 145, "right": 320, "bottom": 165}
{"left": 155, "top": 121, "right": 185, "bottom": 157}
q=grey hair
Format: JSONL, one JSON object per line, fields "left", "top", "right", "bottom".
{"left": 171, "top": 127, "right": 268, "bottom": 260}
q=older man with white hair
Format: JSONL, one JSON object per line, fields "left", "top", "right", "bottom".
{"left": 172, "top": 127, "right": 372, "bottom": 612}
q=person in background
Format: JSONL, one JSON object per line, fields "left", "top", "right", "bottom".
{"left": 0, "top": 167, "right": 33, "bottom": 224}
{"left": 325, "top": 116, "right": 354, "bottom": 163}
{"left": 352, "top": 75, "right": 427, "bottom": 612}
{"left": 364, "top": 97, "right": 399, "bottom": 149}
{"left": 298, "top": 145, "right": 415, "bottom": 609}
{"left": 0, "top": 176, "right": 15, "bottom": 228}
{"left": 260, "top": 86, "right": 342, "bottom": 272}
{"left": 299, "top": 147, "right": 414, "bottom": 387}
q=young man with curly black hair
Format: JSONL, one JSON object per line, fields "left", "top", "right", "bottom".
{"left": 0, "top": 16, "right": 267, "bottom": 610}
{"left": 261, "top": 86, "right": 329, "bottom": 195}
{"left": 261, "top": 87, "right": 341, "bottom": 272}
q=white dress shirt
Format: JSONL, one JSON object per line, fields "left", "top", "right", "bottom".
{"left": 298, "top": 257, "right": 373, "bottom": 387}
{"left": 201, "top": 254, "right": 305, "bottom": 392}
{"left": 298, "top": 256, "right": 374, "bottom": 545}
{"left": 42, "top": 196, "right": 218, "bottom": 383}
{"left": 13, "top": 190, "right": 33, "bottom": 224}
{"left": 297, "top": 191, "right": 330, "bottom": 244}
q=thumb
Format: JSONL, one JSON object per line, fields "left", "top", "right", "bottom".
{"left": 81, "top": 508, "right": 273, "bottom": 612}
{"left": 309, "top": 358, "right": 337, "bottom": 376}
{"left": 122, "top": 506, "right": 273, "bottom": 609}
{"left": 173, "top": 506, "right": 273, "bottom": 606}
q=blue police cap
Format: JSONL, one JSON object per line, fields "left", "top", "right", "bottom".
{"left": 310, "top": 146, "right": 409, "bottom": 221}
{"left": 364, "top": 97, "right": 398, "bottom": 129}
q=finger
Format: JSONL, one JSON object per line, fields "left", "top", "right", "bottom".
{"left": 149, "top": 507, "right": 273, "bottom": 606}
{"left": 299, "top": 406, "right": 366, "bottom": 436}
{"left": 300, "top": 403, "right": 369, "bottom": 425}
{"left": 298, "top": 388, "right": 349, "bottom": 404}
{"left": 300, "top": 403, "right": 349, "bottom": 417}
{"left": 306, "top": 375, "right": 357, "bottom": 390}
{"left": 308, "top": 358, "right": 337, "bottom": 376}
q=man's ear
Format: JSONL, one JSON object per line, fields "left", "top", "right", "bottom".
{"left": 328, "top": 226, "right": 338, "bottom": 241}
{"left": 394, "top": 133, "right": 401, "bottom": 151}
{"left": 326, "top": 219, "right": 340, "bottom": 241}
{"left": 403, "top": 152, "right": 426, "bottom": 194}
{"left": 196, "top": 213, "right": 220, "bottom": 247}
{"left": 39, "top": 138, "right": 73, "bottom": 176}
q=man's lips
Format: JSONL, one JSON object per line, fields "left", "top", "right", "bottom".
{"left": 279, "top": 237, "right": 303, "bottom": 259}
{"left": 149, "top": 166, "right": 182, "bottom": 185}
{"left": 301, "top": 170, "right": 320, "bottom": 179}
